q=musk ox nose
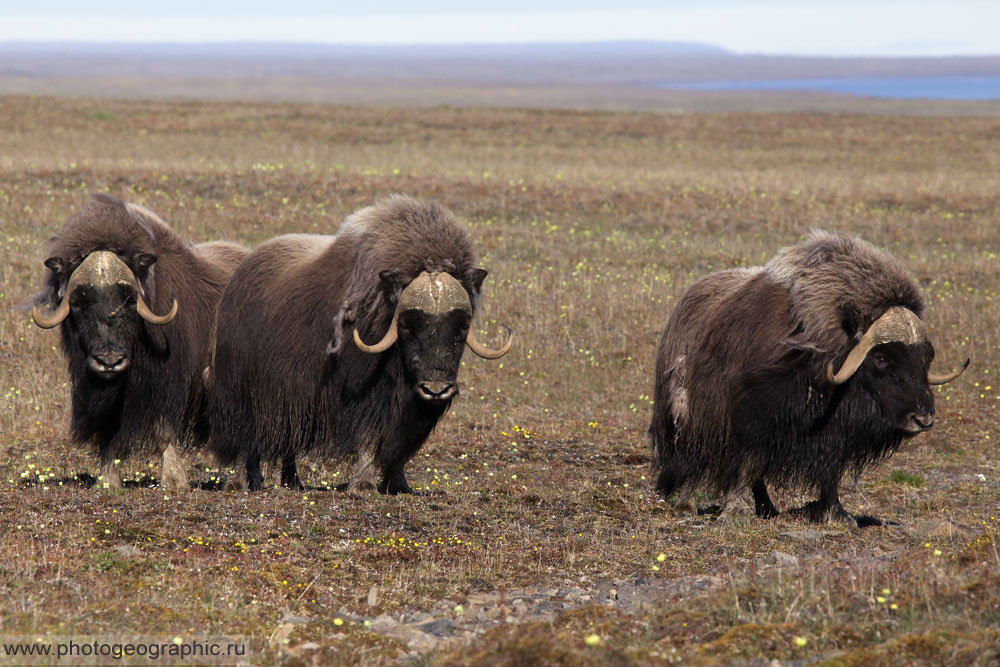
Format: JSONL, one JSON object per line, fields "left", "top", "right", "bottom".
{"left": 416, "top": 381, "right": 457, "bottom": 402}
{"left": 905, "top": 412, "right": 935, "bottom": 434}
{"left": 90, "top": 353, "right": 129, "bottom": 375}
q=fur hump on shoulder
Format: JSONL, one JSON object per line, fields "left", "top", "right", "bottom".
{"left": 337, "top": 194, "right": 476, "bottom": 276}
{"left": 335, "top": 194, "right": 479, "bottom": 318}
{"left": 764, "top": 230, "right": 924, "bottom": 354}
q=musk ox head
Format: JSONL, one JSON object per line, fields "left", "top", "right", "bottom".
{"left": 353, "top": 269, "right": 512, "bottom": 403}
{"left": 32, "top": 249, "right": 177, "bottom": 378}
{"left": 825, "top": 306, "right": 968, "bottom": 435}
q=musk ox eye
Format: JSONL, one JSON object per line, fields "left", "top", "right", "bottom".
{"left": 872, "top": 352, "right": 889, "bottom": 372}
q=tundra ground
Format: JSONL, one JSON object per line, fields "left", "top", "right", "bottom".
{"left": 1, "top": 96, "right": 998, "bottom": 664}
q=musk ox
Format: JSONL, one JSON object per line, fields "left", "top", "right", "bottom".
{"left": 31, "top": 193, "right": 247, "bottom": 489}
{"left": 649, "top": 231, "right": 967, "bottom": 526}
{"left": 207, "top": 194, "right": 512, "bottom": 492}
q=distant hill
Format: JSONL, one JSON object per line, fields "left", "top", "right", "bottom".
{"left": 1, "top": 41, "right": 999, "bottom": 114}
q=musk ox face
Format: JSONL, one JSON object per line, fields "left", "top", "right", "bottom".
{"left": 33, "top": 250, "right": 178, "bottom": 379}
{"left": 849, "top": 340, "right": 936, "bottom": 437}
{"left": 353, "top": 268, "right": 512, "bottom": 403}
{"left": 398, "top": 304, "right": 472, "bottom": 403}
{"left": 826, "top": 306, "right": 967, "bottom": 437}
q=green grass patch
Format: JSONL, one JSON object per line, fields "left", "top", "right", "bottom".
{"left": 889, "top": 470, "right": 927, "bottom": 487}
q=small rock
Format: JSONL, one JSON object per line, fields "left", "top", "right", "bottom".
{"left": 367, "top": 586, "right": 378, "bottom": 607}
{"left": 279, "top": 612, "right": 311, "bottom": 626}
{"left": 113, "top": 545, "right": 141, "bottom": 557}
{"left": 910, "top": 518, "right": 958, "bottom": 539}
{"left": 381, "top": 625, "right": 438, "bottom": 651}
{"left": 370, "top": 614, "right": 398, "bottom": 632}
{"left": 299, "top": 642, "right": 320, "bottom": 651}
{"left": 406, "top": 612, "right": 433, "bottom": 624}
{"left": 771, "top": 550, "right": 799, "bottom": 568}
{"left": 417, "top": 618, "right": 454, "bottom": 637}
{"left": 466, "top": 592, "right": 500, "bottom": 606}
{"left": 690, "top": 575, "right": 724, "bottom": 591}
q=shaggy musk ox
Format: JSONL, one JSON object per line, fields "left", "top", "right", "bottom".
{"left": 649, "top": 231, "right": 967, "bottom": 526}
{"left": 31, "top": 194, "right": 247, "bottom": 489}
{"left": 207, "top": 195, "right": 512, "bottom": 492}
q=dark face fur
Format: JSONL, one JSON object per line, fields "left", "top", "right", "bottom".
{"left": 67, "top": 281, "right": 143, "bottom": 378}
{"left": 397, "top": 305, "right": 472, "bottom": 403}
{"left": 47, "top": 252, "right": 157, "bottom": 380}
{"left": 851, "top": 340, "right": 936, "bottom": 436}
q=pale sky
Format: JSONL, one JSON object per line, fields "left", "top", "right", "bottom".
{"left": 1, "top": 1, "right": 997, "bottom": 57}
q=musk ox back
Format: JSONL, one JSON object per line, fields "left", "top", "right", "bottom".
{"left": 649, "top": 231, "right": 967, "bottom": 525}
{"left": 207, "top": 194, "right": 512, "bottom": 492}
{"left": 31, "top": 193, "right": 247, "bottom": 488}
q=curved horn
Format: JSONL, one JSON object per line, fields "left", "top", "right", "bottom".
{"left": 32, "top": 299, "right": 71, "bottom": 329}
{"left": 136, "top": 292, "right": 178, "bottom": 325}
{"left": 466, "top": 326, "right": 513, "bottom": 359}
{"left": 827, "top": 306, "right": 927, "bottom": 385}
{"left": 928, "top": 358, "right": 969, "bottom": 385}
{"left": 353, "top": 310, "right": 399, "bottom": 354}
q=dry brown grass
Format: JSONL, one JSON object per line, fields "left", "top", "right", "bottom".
{"left": 1, "top": 94, "right": 998, "bottom": 664}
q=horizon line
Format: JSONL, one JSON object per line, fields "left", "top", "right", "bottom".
{"left": 1, "top": 40, "right": 999, "bottom": 60}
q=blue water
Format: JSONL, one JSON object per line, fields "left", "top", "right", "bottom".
{"left": 658, "top": 75, "right": 1000, "bottom": 100}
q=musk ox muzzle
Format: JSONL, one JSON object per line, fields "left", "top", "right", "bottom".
{"left": 826, "top": 306, "right": 969, "bottom": 387}
{"left": 32, "top": 251, "right": 178, "bottom": 331}
{"left": 353, "top": 270, "right": 513, "bottom": 360}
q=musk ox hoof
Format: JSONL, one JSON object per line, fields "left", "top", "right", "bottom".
{"left": 346, "top": 479, "right": 378, "bottom": 494}
{"left": 222, "top": 475, "right": 246, "bottom": 492}
{"left": 280, "top": 473, "right": 304, "bottom": 491}
{"left": 793, "top": 500, "right": 857, "bottom": 525}
{"left": 855, "top": 514, "right": 898, "bottom": 528}
{"left": 674, "top": 492, "right": 698, "bottom": 515}
{"left": 378, "top": 478, "right": 419, "bottom": 495}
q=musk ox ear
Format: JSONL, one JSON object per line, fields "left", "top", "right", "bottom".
{"left": 43, "top": 257, "right": 70, "bottom": 299}
{"left": 134, "top": 253, "right": 157, "bottom": 271}
{"left": 378, "top": 269, "right": 407, "bottom": 294}
{"left": 133, "top": 253, "right": 157, "bottom": 284}
{"left": 469, "top": 268, "right": 488, "bottom": 292}
{"left": 44, "top": 257, "right": 67, "bottom": 275}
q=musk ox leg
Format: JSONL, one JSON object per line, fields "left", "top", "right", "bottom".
{"left": 347, "top": 446, "right": 379, "bottom": 493}
{"left": 752, "top": 479, "right": 779, "bottom": 519}
{"left": 674, "top": 486, "right": 697, "bottom": 514}
{"left": 97, "top": 459, "right": 123, "bottom": 489}
{"left": 656, "top": 460, "right": 698, "bottom": 513}
{"left": 280, "top": 455, "right": 303, "bottom": 490}
{"left": 160, "top": 443, "right": 189, "bottom": 491}
{"left": 246, "top": 454, "right": 264, "bottom": 492}
{"left": 796, "top": 485, "right": 856, "bottom": 525}
{"left": 715, "top": 488, "right": 753, "bottom": 522}
{"left": 655, "top": 460, "right": 689, "bottom": 498}
{"left": 378, "top": 464, "right": 417, "bottom": 495}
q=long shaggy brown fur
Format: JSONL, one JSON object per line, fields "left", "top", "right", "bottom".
{"left": 208, "top": 194, "right": 481, "bottom": 483}
{"left": 650, "top": 231, "right": 932, "bottom": 519}
{"left": 35, "top": 193, "right": 247, "bottom": 464}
